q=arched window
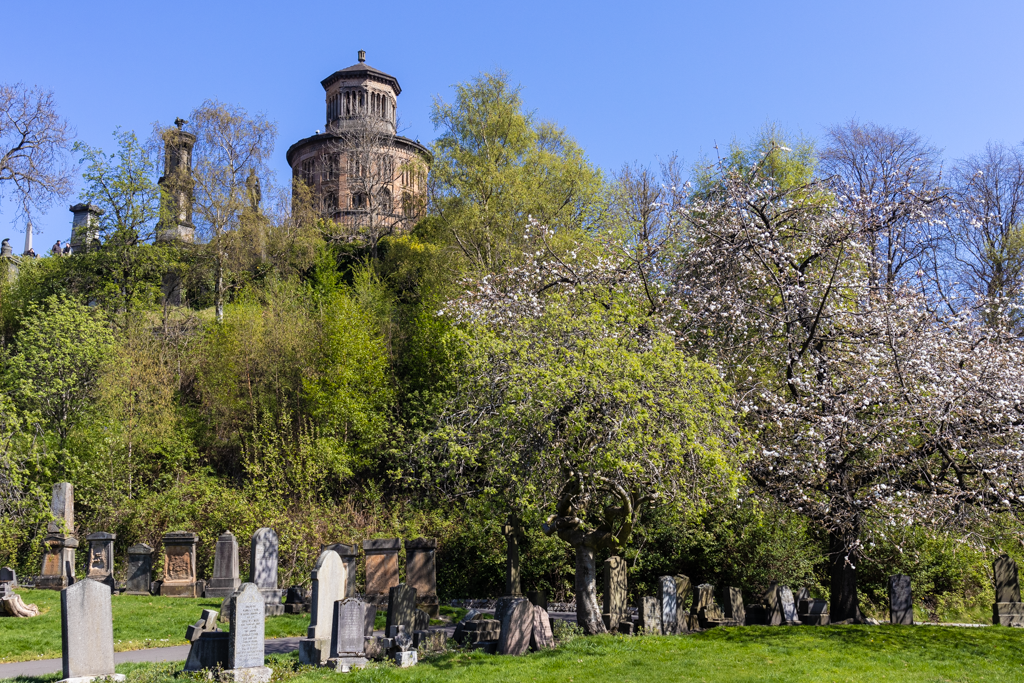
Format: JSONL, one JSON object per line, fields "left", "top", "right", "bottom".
{"left": 378, "top": 188, "right": 393, "bottom": 214}
{"left": 352, "top": 192, "right": 368, "bottom": 209}
{"left": 323, "top": 189, "right": 337, "bottom": 213}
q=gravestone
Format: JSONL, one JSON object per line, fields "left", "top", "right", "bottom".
{"left": 223, "top": 583, "right": 272, "bottom": 682}
{"left": 160, "top": 531, "right": 199, "bottom": 597}
{"left": 60, "top": 578, "right": 125, "bottom": 683}
{"left": 414, "top": 609, "right": 430, "bottom": 632}
{"left": 250, "top": 528, "right": 285, "bottom": 615}
{"left": 184, "top": 609, "right": 228, "bottom": 672}
{"left": 797, "top": 587, "right": 810, "bottom": 603}
{"left": 325, "top": 543, "right": 359, "bottom": 599}
{"left": 0, "top": 566, "right": 17, "bottom": 587}
{"left": 763, "top": 582, "right": 783, "bottom": 626}
{"left": 363, "top": 539, "right": 401, "bottom": 605}
{"left": 992, "top": 554, "right": 1024, "bottom": 626}
{"left": 725, "top": 587, "right": 745, "bottom": 624}
{"left": 39, "top": 533, "right": 78, "bottom": 590}
{"left": 125, "top": 544, "right": 154, "bottom": 595}
{"left": 284, "top": 586, "right": 306, "bottom": 614}
{"left": 385, "top": 583, "right": 418, "bottom": 634}
{"left": 637, "top": 595, "right": 661, "bottom": 635}
{"left": 206, "top": 532, "right": 241, "bottom": 598}
{"left": 674, "top": 575, "right": 691, "bottom": 633}
{"left": 799, "top": 598, "right": 830, "bottom": 626}
{"left": 658, "top": 576, "right": 677, "bottom": 634}
{"left": 602, "top": 556, "right": 628, "bottom": 632}
{"left": 497, "top": 596, "right": 532, "bottom": 655}
{"left": 779, "top": 586, "right": 799, "bottom": 624}
{"left": 388, "top": 625, "right": 417, "bottom": 666}
{"left": 48, "top": 482, "right": 74, "bottom": 533}
{"left": 327, "top": 598, "right": 368, "bottom": 671}
{"left": 526, "top": 590, "right": 548, "bottom": 611}
{"left": 365, "top": 603, "right": 377, "bottom": 636}
{"left": 85, "top": 532, "right": 116, "bottom": 592}
{"left": 530, "top": 604, "right": 554, "bottom": 649}
{"left": 888, "top": 575, "right": 913, "bottom": 625}
{"left": 405, "top": 538, "right": 439, "bottom": 617}
{"left": 299, "top": 549, "right": 347, "bottom": 665}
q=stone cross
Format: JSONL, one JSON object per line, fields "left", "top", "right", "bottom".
{"left": 160, "top": 531, "right": 199, "bottom": 597}
{"left": 328, "top": 598, "right": 368, "bottom": 671}
{"left": 404, "top": 538, "right": 438, "bottom": 616}
{"left": 206, "top": 532, "right": 241, "bottom": 598}
{"left": 888, "top": 575, "right": 913, "bottom": 625}
{"left": 60, "top": 578, "right": 125, "bottom": 683}
{"left": 362, "top": 538, "right": 401, "bottom": 601}
{"left": 658, "top": 576, "right": 677, "bottom": 634}
{"left": 225, "top": 583, "right": 271, "bottom": 681}
{"left": 125, "top": 544, "right": 153, "bottom": 595}
{"left": 85, "top": 532, "right": 116, "bottom": 591}
{"left": 602, "top": 556, "right": 628, "bottom": 632}
{"left": 501, "top": 520, "right": 522, "bottom": 596}
{"left": 385, "top": 583, "right": 418, "bottom": 635}
{"left": 299, "top": 549, "right": 347, "bottom": 666}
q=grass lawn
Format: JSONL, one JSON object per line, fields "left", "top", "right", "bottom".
{"left": 0, "top": 589, "right": 309, "bottom": 663}
{"left": 5, "top": 623, "right": 1023, "bottom": 683}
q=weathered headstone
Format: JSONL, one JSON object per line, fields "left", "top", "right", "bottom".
{"left": 48, "top": 482, "right": 74, "bottom": 534}
{"left": 405, "top": 538, "right": 439, "bottom": 617}
{"left": 60, "top": 578, "right": 125, "bottom": 683}
{"left": 414, "top": 608, "right": 430, "bottom": 632}
{"left": 725, "top": 587, "right": 745, "bottom": 624}
{"left": 39, "top": 533, "right": 78, "bottom": 590}
{"left": 299, "top": 549, "right": 347, "bottom": 665}
{"left": 85, "top": 532, "right": 116, "bottom": 592}
{"left": 223, "top": 583, "right": 272, "bottom": 682}
{"left": 184, "top": 609, "right": 228, "bottom": 672}
{"left": 385, "top": 583, "right": 418, "bottom": 635}
{"left": 497, "top": 596, "right": 532, "bottom": 655}
{"left": 363, "top": 538, "right": 401, "bottom": 605}
{"left": 325, "top": 543, "right": 359, "bottom": 599}
{"left": 763, "top": 582, "right": 782, "bottom": 626}
{"left": 658, "top": 576, "right": 677, "bottom": 634}
{"left": 388, "top": 626, "right": 417, "bottom": 666}
{"left": 0, "top": 566, "right": 17, "bottom": 587}
{"left": 125, "top": 543, "right": 153, "bottom": 595}
{"left": 530, "top": 604, "right": 554, "bottom": 650}
{"left": 327, "top": 598, "right": 368, "bottom": 671}
{"left": 250, "top": 528, "right": 284, "bottom": 615}
{"left": 206, "top": 532, "right": 241, "bottom": 598}
{"left": 284, "top": 585, "right": 306, "bottom": 614}
{"left": 674, "top": 575, "right": 691, "bottom": 633}
{"left": 160, "top": 531, "right": 199, "bottom": 597}
{"left": 365, "top": 603, "right": 377, "bottom": 636}
{"left": 888, "top": 575, "right": 913, "bottom": 625}
{"left": 602, "top": 556, "right": 628, "bottom": 632}
{"left": 798, "top": 598, "right": 830, "bottom": 626}
{"left": 637, "top": 595, "right": 662, "bottom": 635}
{"left": 797, "top": 586, "right": 810, "bottom": 603}
{"left": 992, "top": 553, "right": 1024, "bottom": 626}
{"left": 779, "top": 586, "right": 799, "bottom": 624}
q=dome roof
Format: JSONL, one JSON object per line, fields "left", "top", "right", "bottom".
{"left": 321, "top": 51, "right": 401, "bottom": 94}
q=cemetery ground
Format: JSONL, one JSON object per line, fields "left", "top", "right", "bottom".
{"left": 3, "top": 625, "right": 1024, "bottom": 682}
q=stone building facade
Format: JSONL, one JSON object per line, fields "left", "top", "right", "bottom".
{"left": 286, "top": 51, "right": 430, "bottom": 237}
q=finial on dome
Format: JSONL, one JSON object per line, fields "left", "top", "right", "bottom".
{"left": 358, "top": 50, "right": 366, "bottom": 63}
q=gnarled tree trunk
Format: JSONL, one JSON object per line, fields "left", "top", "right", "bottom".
{"left": 829, "top": 527, "right": 861, "bottom": 622}
{"left": 574, "top": 543, "right": 606, "bottom": 635}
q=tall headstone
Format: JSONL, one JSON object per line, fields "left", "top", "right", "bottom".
{"left": 362, "top": 538, "right": 400, "bottom": 605}
{"left": 222, "top": 583, "right": 272, "bottom": 682}
{"left": 39, "top": 534, "right": 79, "bottom": 590}
{"left": 49, "top": 482, "right": 74, "bottom": 533}
{"left": 888, "top": 575, "right": 913, "bottom": 625}
{"left": 125, "top": 544, "right": 154, "bottom": 595}
{"left": 85, "top": 532, "right": 116, "bottom": 591}
{"left": 637, "top": 596, "right": 661, "bottom": 635}
{"left": 992, "top": 554, "right": 1024, "bottom": 626}
{"left": 674, "top": 575, "right": 691, "bottom": 633}
{"left": 763, "top": 582, "right": 783, "bottom": 626}
{"left": 778, "top": 586, "right": 799, "bottom": 624}
{"left": 325, "top": 543, "right": 359, "bottom": 599}
{"left": 404, "top": 538, "right": 439, "bottom": 617}
{"left": 299, "top": 549, "right": 347, "bottom": 666}
{"left": 160, "top": 531, "right": 199, "bottom": 597}
{"left": 497, "top": 596, "right": 532, "bottom": 655}
{"left": 385, "top": 583, "right": 418, "bottom": 635}
{"left": 207, "top": 532, "right": 241, "bottom": 598}
{"left": 530, "top": 604, "right": 554, "bottom": 650}
{"left": 658, "top": 576, "right": 677, "bottom": 635}
{"left": 327, "top": 598, "right": 368, "bottom": 672}
{"left": 602, "top": 556, "right": 628, "bottom": 632}
{"left": 725, "top": 587, "right": 745, "bottom": 625}
{"left": 59, "top": 578, "right": 125, "bottom": 683}
{"left": 250, "top": 528, "right": 284, "bottom": 614}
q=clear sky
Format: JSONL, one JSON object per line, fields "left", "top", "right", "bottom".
{"left": 3, "top": 0, "right": 1023, "bottom": 249}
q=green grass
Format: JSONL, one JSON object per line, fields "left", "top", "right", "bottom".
{"left": 5, "top": 624, "right": 1024, "bottom": 683}
{"left": 0, "top": 589, "right": 309, "bottom": 663}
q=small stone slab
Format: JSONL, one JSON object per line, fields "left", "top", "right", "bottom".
{"left": 497, "top": 597, "right": 531, "bottom": 655}
{"left": 185, "top": 632, "right": 229, "bottom": 671}
{"left": 530, "top": 604, "right": 554, "bottom": 650}
{"left": 393, "top": 650, "right": 417, "bottom": 667}
{"left": 888, "top": 575, "right": 913, "bottom": 625}
{"left": 637, "top": 596, "right": 661, "bottom": 635}
{"left": 618, "top": 621, "right": 634, "bottom": 635}
{"left": 385, "top": 584, "right": 418, "bottom": 634}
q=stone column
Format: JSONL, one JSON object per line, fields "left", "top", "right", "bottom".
{"left": 888, "top": 575, "right": 913, "bottom": 625}
{"left": 404, "top": 538, "right": 438, "bottom": 617}
{"left": 160, "top": 531, "right": 199, "bottom": 597}
{"left": 85, "top": 532, "right": 116, "bottom": 592}
{"left": 38, "top": 534, "right": 78, "bottom": 590}
{"left": 206, "top": 532, "right": 241, "bottom": 598}
{"left": 125, "top": 543, "right": 154, "bottom": 595}
{"left": 362, "top": 539, "right": 400, "bottom": 608}
{"left": 48, "top": 482, "right": 74, "bottom": 534}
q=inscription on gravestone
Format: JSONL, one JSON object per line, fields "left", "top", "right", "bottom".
{"left": 229, "top": 583, "right": 265, "bottom": 669}
{"left": 331, "top": 598, "right": 367, "bottom": 656}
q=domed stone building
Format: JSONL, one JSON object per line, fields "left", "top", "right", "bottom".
{"left": 286, "top": 51, "right": 430, "bottom": 241}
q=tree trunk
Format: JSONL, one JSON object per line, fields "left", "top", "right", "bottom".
{"left": 501, "top": 517, "right": 521, "bottom": 596}
{"left": 829, "top": 528, "right": 861, "bottom": 622}
{"left": 215, "top": 253, "right": 224, "bottom": 324}
{"left": 574, "top": 544, "right": 606, "bottom": 635}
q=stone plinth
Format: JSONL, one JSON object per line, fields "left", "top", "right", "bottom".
{"left": 160, "top": 531, "right": 198, "bottom": 597}
{"left": 362, "top": 538, "right": 400, "bottom": 605}
{"left": 206, "top": 532, "right": 241, "bottom": 598}
{"left": 125, "top": 544, "right": 154, "bottom": 595}
{"left": 404, "top": 538, "right": 438, "bottom": 617}
{"left": 39, "top": 534, "right": 78, "bottom": 591}
{"left": 85, "top": 532, "right": 116, "bottom": 592}
{"left": 60, "top": 578, "right": 125, "bottom": 683}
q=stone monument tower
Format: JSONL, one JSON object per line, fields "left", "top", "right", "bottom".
{"left": 157, "top": 118, "right": 197, "bottom": 244}
{"left": 69, "top": 203, "right": 103, "bottom": 253}
{"left": 286, "top": 51, "right": 429, "bottom": 234}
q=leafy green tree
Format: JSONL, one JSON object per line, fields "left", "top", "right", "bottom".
{"left": 3, "top": 294, "right": 113, "bottom": 447}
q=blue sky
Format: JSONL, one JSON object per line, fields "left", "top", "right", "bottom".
{"left": 3, "top": 0, "right": 1023, "bottom": 248}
